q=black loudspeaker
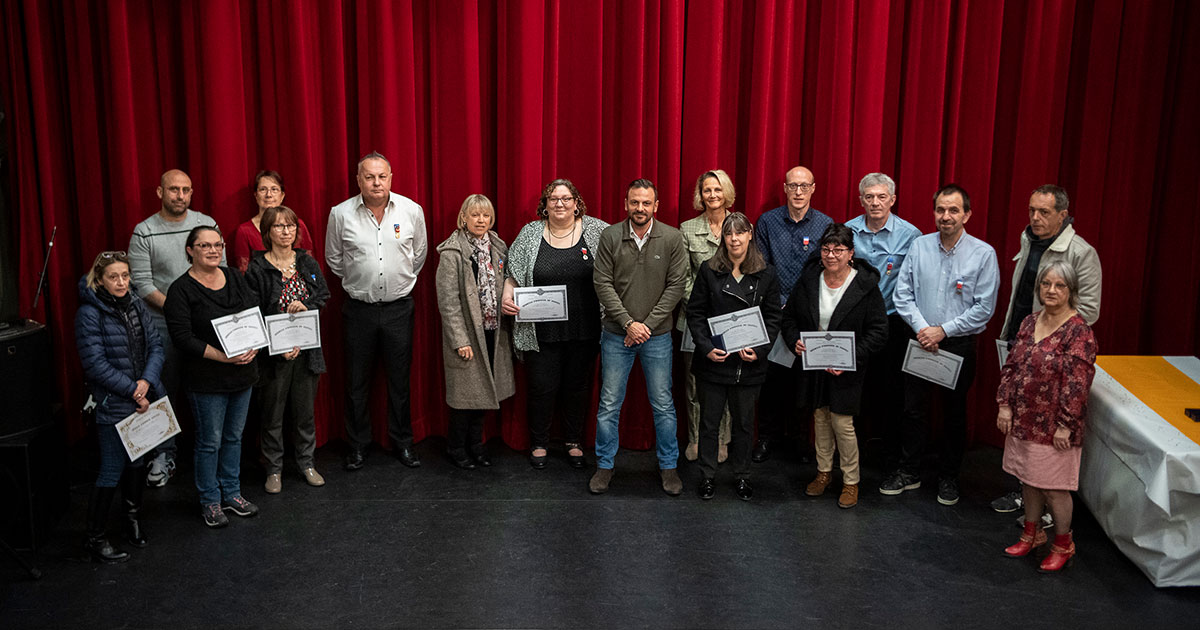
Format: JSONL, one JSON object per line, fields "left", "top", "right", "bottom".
{"left": 1, "top": 423, "right": 69, "bottom": 550}
{"left": 0, "top": 320, "right": 52, "bottom": 438}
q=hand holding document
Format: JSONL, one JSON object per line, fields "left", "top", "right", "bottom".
{"left": 800, "top": 331, "right": 857, "bottom": 371}
{"left": 265, "top": 310, "right": 322, "bottom": 355}
{"left": 707, "top": 306, "right": 770, "bottom": 354}
{"left": 513, "top": 285, "right": 569, "bottom": 322}
{"left": 901, "top": 339, "right": 964, "bottom": 389}
{"left": 115, "top": 396, "right": 181, "bottom": 461}
{"left": 211, "top": 307, "right": 268, "bottom": 358}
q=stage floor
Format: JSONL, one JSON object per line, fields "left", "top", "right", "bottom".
{"left": 3, "top": 438, "right": 1198, "bottom": 628}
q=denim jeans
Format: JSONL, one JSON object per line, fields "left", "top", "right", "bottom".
{"left": 189, "top": 388, "right": 252, "bottom": 505}
{"left": 595, "top": 331, "right": 679, "bottom": 470}
{"left": 95, "top": 423, "right": 146, "bottom": 488}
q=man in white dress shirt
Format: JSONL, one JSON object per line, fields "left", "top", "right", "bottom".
{"left": 326, "top": 152, "right": 428, "bottom": 471}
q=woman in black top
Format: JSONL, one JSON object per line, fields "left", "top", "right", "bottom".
{"left": 245, "top": 206, "right": 330, "bottom": 494}
{"left": 686, "top": 212, "right": 782, "bottom": 501}
{"left": 164, "top": 226, "right": 260, "bottom": 528}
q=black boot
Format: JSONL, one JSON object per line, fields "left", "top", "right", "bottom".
{"left": 121, "top": 466, "right": 149, "bottom": 548}
{"left": 84, "top": 486, "right": 129, "bottom": 564}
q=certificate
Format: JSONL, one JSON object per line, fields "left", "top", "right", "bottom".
{"left": 767, "top": 336, "right": 796, "bottom": 368}
{"left": 514, "top": 285, "right": 569, "bottom": 322}
{"left": 801, "top": 331, "right": 857, "bottom": 371}
{"left": 707, "top": 306, "right": 770, "bottom": 353}
{"left": 264, "top": 310, "right": 322, "bottom": 356}
{"left": 901, "top": 339, "right": 964, "bottom": 389}
{"left": 995, "top": 338, "right": 1011, "bottom": 371}
{"left": 679, "top": 325, "right": 696, "bottom": 353}
{"left": 115, "top": 396, "right": 181, "bottom": 461}
{"left": 211, "top": 307, "right": 268, "bottom": 357}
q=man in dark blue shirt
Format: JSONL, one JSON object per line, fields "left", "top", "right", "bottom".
{"left": 752, "top": 166, "right": 833, "bottom": 462}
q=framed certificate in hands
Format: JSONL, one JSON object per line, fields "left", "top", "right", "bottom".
{"left": 264, "top": 310, "right": 322, "bottom": 355}
{"left": 115, "top": 396, "right": 182, "bottom": 461}
{"left": 707, "top": 306, "right": 770, "bottom": 354}
{"left": 513, "top": 285, "right": 569, "bottom": 322}
{"left": 800, "top": 331, "right": 857, "bottom": 371}
{"left": 901, "top": 339, "right": 964, "bottom": 389}
{"left": 210, "top": 307, "right": 268, "bottom": 357}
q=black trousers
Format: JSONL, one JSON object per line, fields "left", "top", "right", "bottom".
{"left": 860, "top": 313, "right": 914, "bottom": 465}
{"left": 447, "top": 330, "right": 496, "bottom": 455}
{"left": 697, "top": 381, "right": 760, "bottom": 479}
{"left": 898, "top": 334, "right": 978, "bottom": 479}
{"left": 342, "top": 296, "right": 414, "bottom": 451}
{"left": 756, "top": 361, "right": 809, "bottom": 448}
{"left": 523, "top": 338, "right": 598, "bottom": 449}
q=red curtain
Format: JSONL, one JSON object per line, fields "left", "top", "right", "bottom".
{"left": 3, "top": 0, "right": 1197, "bottom": 449}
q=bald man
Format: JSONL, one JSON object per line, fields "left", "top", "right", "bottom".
{"left": 128, "top": 169, "right": 223, "bottom": 487}
{"left": 752, "top": 166, "right": 833, "bottom": 463}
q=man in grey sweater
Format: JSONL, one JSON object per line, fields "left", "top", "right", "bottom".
{"left": 590, "top": 179, "right": 689, "bottom": 496}
{"left": 127, "top": 169, "right": 222, "bottom": 487}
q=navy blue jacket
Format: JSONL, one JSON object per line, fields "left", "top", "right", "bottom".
{"left": 74, "top": 276, "right": 165, "bottom": 424}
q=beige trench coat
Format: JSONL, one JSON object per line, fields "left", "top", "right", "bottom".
{"left": 435, "top": 229, "right": 515, "bottom": 409}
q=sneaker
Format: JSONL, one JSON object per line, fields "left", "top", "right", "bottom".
{"left": 879, "top": 471, "right": 921, "bottom": 496}
{"left": 146, "top": 453, "right": 175, "bottom": 487}
{"left": 991, "top": 490, "right": 1023, "bottom": 513}
{"left": 1013, "top": 512, "right": 1056, "bottom": 529}
{"left": 937, "top": 477, "right": 960, "bottom": 506}
{"left": 202, "top": 503, "right": 229, "bottom": 528}
{"left": 221, "top": 495, "right": 259, "bottom": 517}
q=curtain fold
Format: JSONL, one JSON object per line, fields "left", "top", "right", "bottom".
{"left": 2, "top": 0, "right": 1196, "bottom": 449}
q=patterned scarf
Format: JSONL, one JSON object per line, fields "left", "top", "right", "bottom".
{"left": 471, "top": 234, "right": 498, "bottom": 330}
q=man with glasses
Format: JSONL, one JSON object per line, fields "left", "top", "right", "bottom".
{"left": 326, "top": 152, "right": 428, "bottom": 472}
{"left": 752, "top": 166, "right": 832, "bottom": 463}
{"left": 882, "top": 184, "right": 999, "bottom": 506}
{"left": 128, "top": 169, "right": 223, "bottom": 487}
{"left": 846, "top": 173, "right": 922, "bottom": 466}
{"left": 990, "top": 185, "right": 1101, "bottom": 516}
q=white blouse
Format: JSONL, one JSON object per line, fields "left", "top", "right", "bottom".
{"left": 819, "top": 268, "right": 857, "bottom": 331}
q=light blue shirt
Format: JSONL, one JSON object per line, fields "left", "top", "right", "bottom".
{"left": 893, "top": 231, "right": 1000, "bottom": 337}
{"left": 846, "top": 213, "right": 922, "bottom": 314}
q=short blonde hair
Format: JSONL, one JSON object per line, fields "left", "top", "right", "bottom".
{"left": 692, "top": 169, "right": 736, "bottom": 212}
{"left": 86, "top": 251, "right": 129, "bottom": 291}
{"left": 457, "top": 194, "right": 496, "bottom": 230}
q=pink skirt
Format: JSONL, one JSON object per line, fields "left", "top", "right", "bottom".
{"left": 1001, "top": 433, "right": 1082, "bottom": 491}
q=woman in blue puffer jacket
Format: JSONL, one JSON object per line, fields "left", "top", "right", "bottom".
{"left": 75, "top": 251, "right": 164, "bottom": 563}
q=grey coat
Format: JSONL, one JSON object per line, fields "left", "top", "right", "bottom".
{"left": 435, "top": 229, "right": 516, "bottom": 410}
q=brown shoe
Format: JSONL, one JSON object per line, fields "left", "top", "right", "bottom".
{"left": 264, "top": 473, "right": 282, "bottom": 494}
{"left": 303, "top": 468, "right": 325, "bottom": 487}
{"left": 660, "top": 469, "right": 683, "bottom": 496}
{"left": 838, "top": 484, "right": 859, "bottom": 508}
{"left": 806, "top": 471, "right": 833, "bottom": 496}
{"left": 589, "top": 468, "right": 614, "bottom": 494}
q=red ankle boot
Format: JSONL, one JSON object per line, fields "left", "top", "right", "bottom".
{"left": 1039, "top": 532, "right": 1075, "bottom": 572}
{"left": 1004, "top": 520, "right": 1047, "bottom": 558}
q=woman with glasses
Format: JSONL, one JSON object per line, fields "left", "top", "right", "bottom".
{"left": 245, "top": 206, "right": 330, "bottom": 493}
{"left": 75, "top": 250, "right": 164, "bottom": 562}
{"left": 781, "top": 223, "right": 888, "bottom": 509}
{"left": 164, "top": 226, "right": 260, "bottom": 528}
{"left": 501, "top": 179, "right": 609, "bottom": 469}
{"left": 678, "top": 169, "right": 736, "bottom": 463}
{"left": 686, "top": 212, "right": 781, "bottom": 501}
{"left": 231, "top": 170, "right": 315, "bottom": 273}
{"left": 434, "top": 194, "right": 515, "bottom": 469}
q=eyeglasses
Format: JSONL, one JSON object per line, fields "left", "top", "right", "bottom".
{"left": 785, "top": 182, "right": 815, "bottom": 193}
{"left": 271, "top": 223, "right": 297, "bottom": 232}
{"left": 820, "top": 247, "right": 850, "bottom": 256}
{"left": 257, "top": 186, "right": 282, "bottom": 195}
{"left": 193, "top": 242, "right": 225, "bottom": 251}
{"left": 97, "top": 250, "right": 128, "bottom": 261}
{"left": 547, "top": 196, "right": 576, "bottom": 206}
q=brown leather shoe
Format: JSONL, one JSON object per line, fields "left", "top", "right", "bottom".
{"left": 264, "top": 473, "right": 282, "bottom": 494}
{"left": 660, "top": 469, "right": 683, "bottom": 496}
{"left": 806, "top": 471, "right": 833, "bottom": 496}
{"left": 838, "top": 483, "right": 859, "bottom": 508}
{"left": 303, "top": 468, "right": 325, "bottom": 487}
{"left": 589, "top": 468, "right": 614, "bottom": 494}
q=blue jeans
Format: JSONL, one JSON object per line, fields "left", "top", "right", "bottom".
{"left": 595, "top": 331, "right": 679, "bottom": 470}
{"left": 95, "top": 423, "right": 146, "bottom": 488}
{"left": 189, "top": 389, "right": 252, "bottom": 505}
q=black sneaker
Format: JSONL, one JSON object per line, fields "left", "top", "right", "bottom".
{"left": 991, "top": 490, "right": 1022, "bottom": 513}
{"left": 879, "top": 471, "right": 921, "bottom": 495}
{"left": 221, "top": 495, "right": 259, "bottom": 517}
{"left": 202, "top": 503, "right": 229, "bottom": 528}
{"left": 937, "top": 478, "right": 960, "bottom": 506}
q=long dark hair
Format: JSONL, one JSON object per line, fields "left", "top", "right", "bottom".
{"left": 707, "top": 212, "right": 766, "bottom": 274}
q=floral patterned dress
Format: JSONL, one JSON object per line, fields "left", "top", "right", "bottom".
{"left": 996, "top": 312, "right": 1097, "bottom": 490}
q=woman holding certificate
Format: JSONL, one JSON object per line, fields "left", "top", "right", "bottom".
{"left": 501, "top": 179, "right": 609, "bottom": 469}
{"left": 434, "top": 194, "right": 515, "bottom": 469}
{"left": 245, "top": 206, "right": 330, "bottom": 493}
{"left": 996, "top": 261, "right": 1096, "bottom": 573}
{"left": 781, "top": 223, "right": 887, "bottom": 509}
{"left": 677, "top": 170, "right": 735, "bottom": 463}
{"left": 686, "top": 212, "right": 781, "bottom": 501}
{"left": 75, "top": 251, "right": 165, "bottom": 562}
{"left": 230, "top": 170, "right": 315, "bottom": 273}
{"left": 164, "top": 226, "right": 261, "bottom": 528}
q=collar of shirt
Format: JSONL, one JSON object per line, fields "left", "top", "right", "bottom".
{"left": 628, "top": 218, "right": 654, "bottom": 249}
{"left": 356, "top": 193, "right": 395, "bottom": 222}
